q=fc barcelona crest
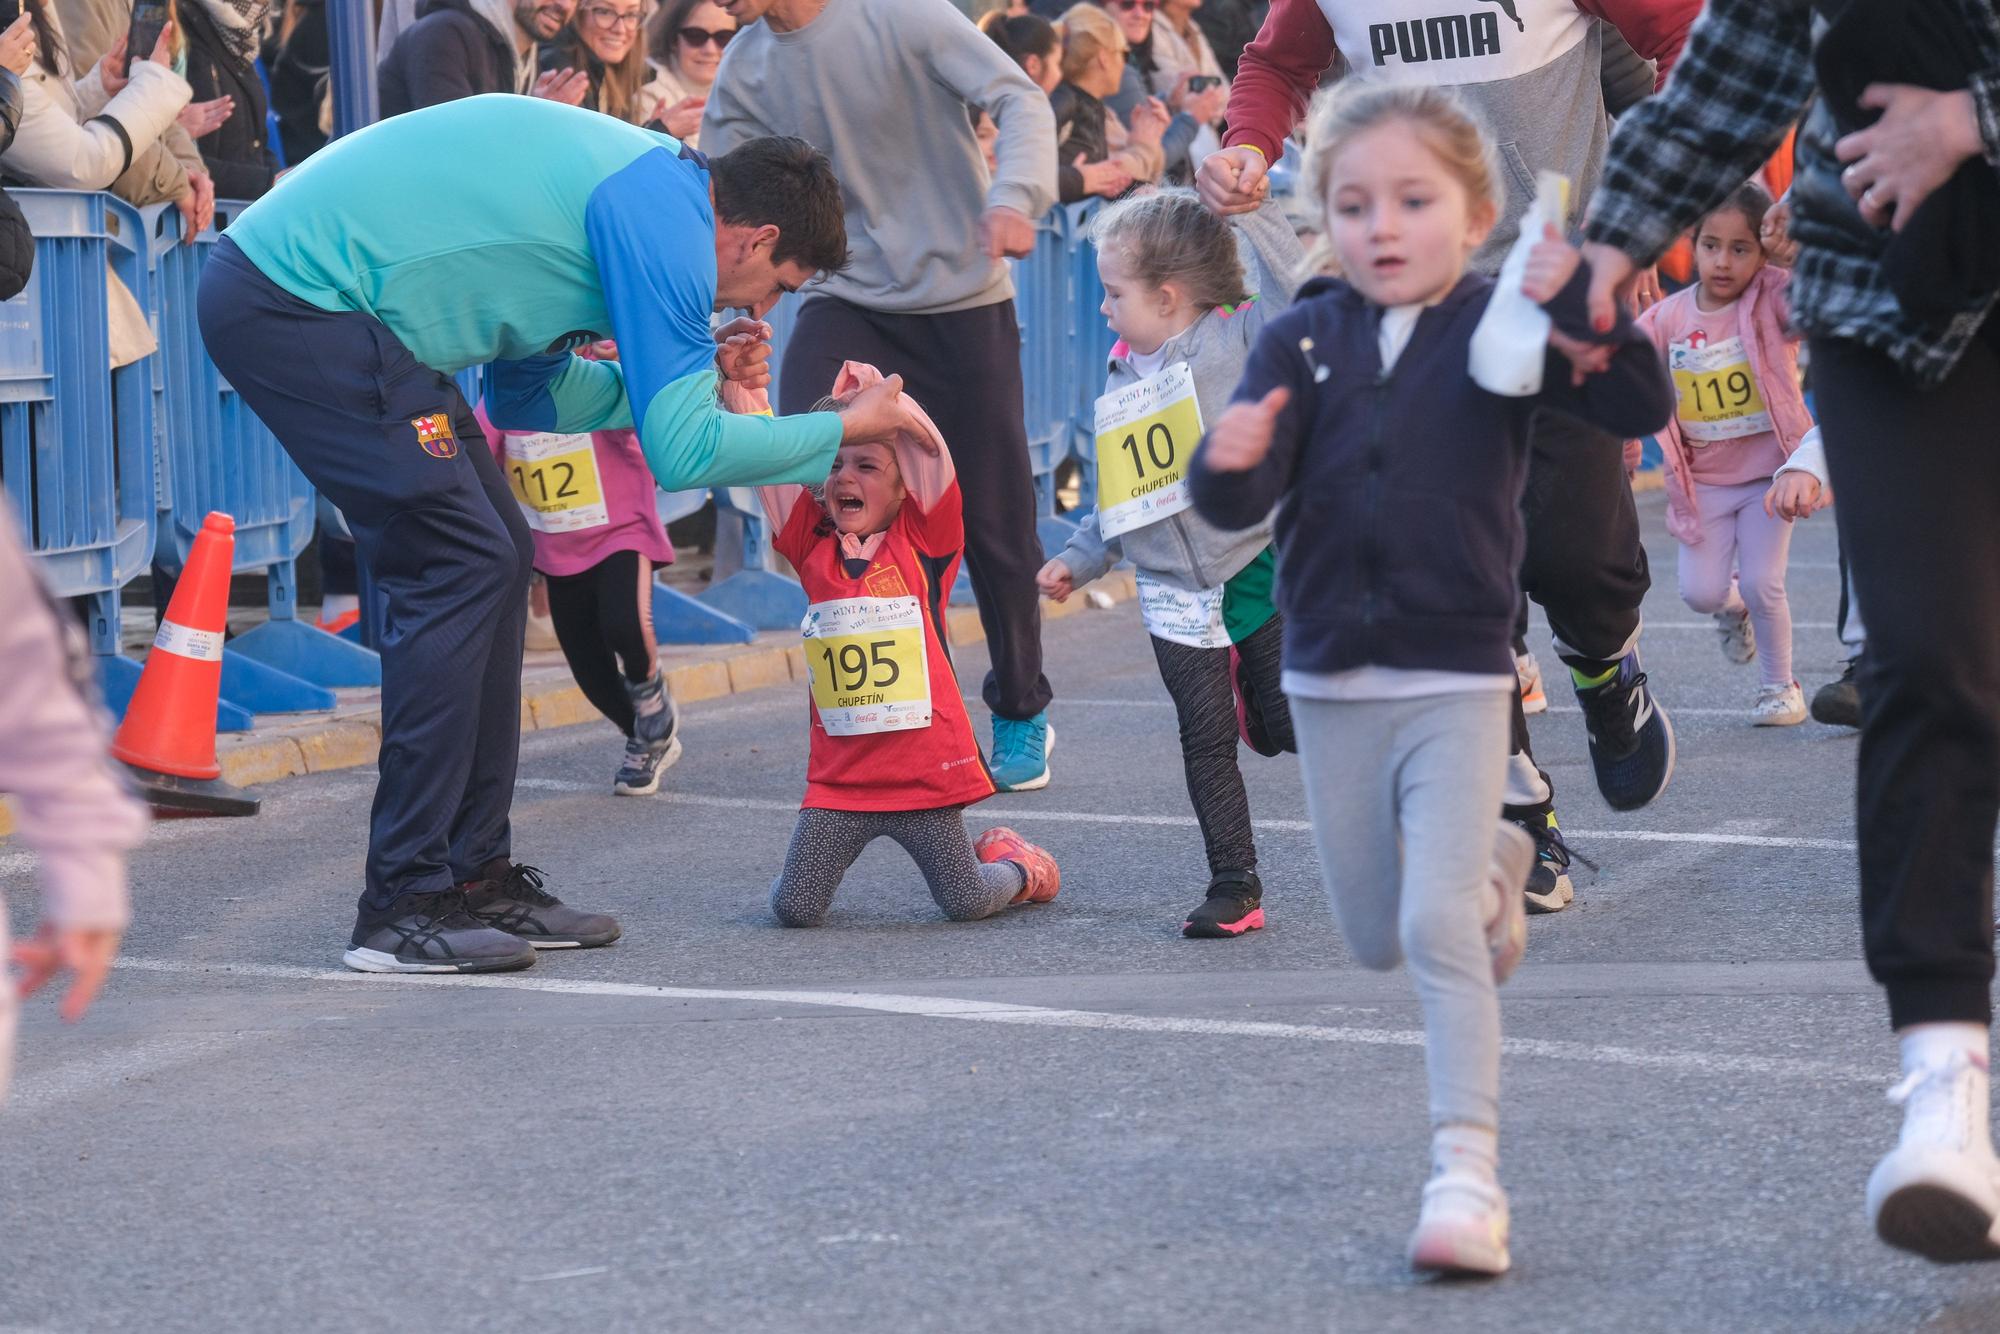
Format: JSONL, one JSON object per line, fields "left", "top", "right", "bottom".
{"left": 412, "top": 412, "right": 458, "bottom": 459}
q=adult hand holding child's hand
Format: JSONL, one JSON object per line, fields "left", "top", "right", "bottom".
{"left": 1203, "top": 387, "right": 1289, "bottom": 473}
{"left": 714, "top": 317, "right": 773, "bottom": 390}
{"left": 1196, "top": 146, "right": 1269, "bottom": 216}
{"left": 1036, "top": 558, "right": 1074, "bottom": 603}
{"left": 836, "top": 374, "right": 935, "bottom": 453}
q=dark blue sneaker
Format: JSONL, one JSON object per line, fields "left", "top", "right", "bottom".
{"left": 343, "top": 889, "right": 537, "bottom": 974}
{"left": 1574, "top": 652, "right": 1676, "bottom": 811}
{"left": 990, "top": 712, "right": 1053, "bottom": 792}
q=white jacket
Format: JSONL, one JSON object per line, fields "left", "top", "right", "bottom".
{"left": 1773, "top": 426, "right": 1828, "bottom": 489}
{"left": 11, "top": 9, "right": 191, "bottom": 195}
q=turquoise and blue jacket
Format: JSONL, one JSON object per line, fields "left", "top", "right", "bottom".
{"left": 225, "top": 95, "right": 841, "bottom": 489}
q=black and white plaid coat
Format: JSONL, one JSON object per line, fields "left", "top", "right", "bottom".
{"left": 1584, "top": 0, "right": 2000, "bottom": 386}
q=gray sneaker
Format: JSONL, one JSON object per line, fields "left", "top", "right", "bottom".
{"left": 613, "top": 732, "right": 683, "bottom": 796}
{"left": 343, "top": 889, "right": 537, "bottom": 974}
{"left": 1714, "top": 607, "right": 1757, "bottom": 665}
{"left": 461, "top": 861, "right": 622, "bottom": 949}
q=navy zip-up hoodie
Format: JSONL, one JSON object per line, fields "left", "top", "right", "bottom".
{"left": 1188, "top": 266, "right": 1672, "bottom": 678}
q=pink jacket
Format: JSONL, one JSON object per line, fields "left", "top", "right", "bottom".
{"left": 1636, "top": 266, "right": 1814, "bottom": 544}
{"left": 0, "top": 502, "right": 147, "bottom": 932}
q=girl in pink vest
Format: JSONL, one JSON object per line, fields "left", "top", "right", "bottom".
{"left": 1636, "top": 182, "right": 1816, "bottom": 726}
{"left": 478, "top": 342, "right": 681, "bottom": 795}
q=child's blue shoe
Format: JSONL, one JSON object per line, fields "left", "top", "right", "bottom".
{"left": 989, "top": 712, "right": 1053, "bottom": 792}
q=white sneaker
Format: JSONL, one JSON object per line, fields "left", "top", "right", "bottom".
{"left": 1867, "top": 1053, "right": 2000, "bottom": 1262}
{"left": 1752, "top": 681, "right": 1807, "bottom": 727}
{"left": 1515, "top": 650, "right": 1547, "bottom": 716}
{"left": 1483, "top": 821, "right": 1535, "bottom": 984}
{"left": 1714, "top": 607, "right": 1756, "bottom": 664}
{"left": 1408, "top": 1171, "right": 1511, "bottom": 1277}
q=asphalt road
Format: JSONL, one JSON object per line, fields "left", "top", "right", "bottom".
{"left": 4, "top": 490, "right": 1997, "bottom": 1333}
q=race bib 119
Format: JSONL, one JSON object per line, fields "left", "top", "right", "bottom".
{"left": 802, "top": 595, "right": 932, "bottom": 736}
{"left": 1093, "top": 362, "right": 1204, "bottom": 539}
{"left": 1670, "top": 335, "right": 1773, "bottom": 443}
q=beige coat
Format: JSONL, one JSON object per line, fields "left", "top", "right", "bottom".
{"left": 44, "top": 0, "right": 205, "bottom": 203}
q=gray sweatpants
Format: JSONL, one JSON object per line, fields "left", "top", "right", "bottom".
{"left": 770, "top": 807, "right": 1026, "bottom": 926}
{"left": 1290, "top": 690, "right": 1513, "bottom": 1129}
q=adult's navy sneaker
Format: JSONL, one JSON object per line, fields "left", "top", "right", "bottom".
{"left": 343, "top": 889, "right": 537, "bottom": 974}
{"left": 461, "top": 860, "right": 622, "bottom": 949}
{"left": 990, "top": 712, "right": 1053, "bottom": 792}
{"left": 1574, "top": 651, "right": 1676, "bottom": 812}
{"left": 1183, "top": 869, "right": 1266, "bottom": 938}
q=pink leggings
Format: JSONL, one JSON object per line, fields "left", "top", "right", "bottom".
{"left": 1676, "top": 478, "right": 1795, "bottom": 688}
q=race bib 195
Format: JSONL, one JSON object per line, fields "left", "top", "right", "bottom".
{"left": 1093, "top": 362, "right": 1204, "bottom": 539}
{"left": 802, "top": 595, "right": 932, "bottom": 736}
{"left": 504, "top": 432, "right": 610, "bottom": 533}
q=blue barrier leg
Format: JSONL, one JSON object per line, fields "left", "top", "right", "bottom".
{"left": 229, "top": 618, "right": 384, "bottom": 687}
{"left": 220, "top": 649, "right": 338, "bottom": 715}
{"left": 698, "top": 569, "right": 809, "bottom": 629}
{"left": 654, "top": 581, "right": 755, "bottom": 644}
{"left": 95, "top": 653, "right": 146, "bottom": 725}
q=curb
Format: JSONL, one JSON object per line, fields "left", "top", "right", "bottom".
{"left": 204, "top": 568, "right": 1140, "bottom": 794}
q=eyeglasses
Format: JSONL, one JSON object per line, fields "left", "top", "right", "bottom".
{"left": 1109, "top": 0, "right": 1157, "bottom": 12}
{"left": 678, "top": 25, "right": 736, "bottom": 48}
{"left": 581, "top": 6, "right": 642, "bottom": 28}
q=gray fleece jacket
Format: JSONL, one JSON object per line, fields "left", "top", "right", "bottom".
{"left": 1058, "top": 203, "right": 1303, "bottom": 593}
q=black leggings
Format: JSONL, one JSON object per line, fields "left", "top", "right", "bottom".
{"left": 544, "top": 550, "right": 657, "bottom": 738}
{"left": 1814, "top": 330, "right": 2000, "bottom": 1029}
{"left": 1150, "top": 614, "right": 1291, "bottom": 877}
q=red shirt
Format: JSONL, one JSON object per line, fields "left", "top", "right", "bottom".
{"left": 774, "top": 485, "right": 995, "bottom": 814}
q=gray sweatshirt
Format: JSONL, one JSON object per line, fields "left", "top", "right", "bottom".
{"left": 701, "top": 0, "right": 1059, "bottom": 314}
{"left": 1058, "top": 203, "right": 1304, "bottom": 593}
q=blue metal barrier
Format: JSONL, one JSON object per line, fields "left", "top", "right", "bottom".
{"left": 0, "top": 190, "right": 157, "bottom": 710}
{"left": 1015, "top": 211, "right": 1081, "bottom": 557}
{"left": 146, "top": 202, "right": 381, "bottom": 720}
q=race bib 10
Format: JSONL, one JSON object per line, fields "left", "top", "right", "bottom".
{"left": 1670, "top": 335, "right": 1774, "bottom": 443}
{"left": 504, "top": 432, "right": 611, "bottom": 532}
{"left": 802, "top": 595, "right": 933, "bottom": 736}
{"left": 1093, "top": 362, "right": 1204, "bottom": 539}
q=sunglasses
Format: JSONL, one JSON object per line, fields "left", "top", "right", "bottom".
{"left": 679, "top": 25, "right": 736, "bottom": 47}
{"left": 1110, "top": 0, "right": 1158, "bottom": 11}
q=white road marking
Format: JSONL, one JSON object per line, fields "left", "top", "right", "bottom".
{"left": 510, "top": 781, "right": 1858, "bottom": 851}
{"left": 110, "top": 957, "right": 1885, "bottom": 1086}
{"left": 1040, "top": 698, "right": 1787, "bottom": 718}
{"left": 5, "top": 1032, "right": 251, "bottom": 1115}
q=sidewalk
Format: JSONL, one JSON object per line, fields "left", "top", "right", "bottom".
{"left": 0, "top": 572, "right": 1139, "bottom": 839}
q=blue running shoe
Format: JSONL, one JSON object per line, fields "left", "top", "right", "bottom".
{"left": 989, "top": 712, "right": 1053, "bottom": 792}
{"left": 1574, "top": 652, "right": 1676, "bottom": 811}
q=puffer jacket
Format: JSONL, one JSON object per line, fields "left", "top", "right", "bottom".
{"left": 1057, "top": 203, "right": 1303, "bottom": 593}
{"left": 51, "top": 0, "right": 206, "bottom": 203}
{"left": 8, "top": 7, "right": 192, "bottom": 198}
{"left": 0, "top": 70, "right": 33, "bottom": 302}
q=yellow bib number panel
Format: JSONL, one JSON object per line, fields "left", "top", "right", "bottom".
{"left": 1669, "top": 335, "right": 1773, "bottom": 443}
{"left": 802, "top": 595, "right": 932, "bottom": 736}
{"left": 504, "top": 432, "right": 610, "bottom": 533}
{"left": 1093, "top": 362, "right": 1204, "bottom": 538}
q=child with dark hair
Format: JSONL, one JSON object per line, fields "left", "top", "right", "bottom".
{"left": 1636, "top": 180, "right": 1817, "bottom": 726}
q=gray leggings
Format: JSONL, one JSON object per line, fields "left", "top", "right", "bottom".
{"left": 770, "top": 806, "right": 1026, "bottom": 926}
{"left": 1290, "top": 689, "right": 1512, "bottom": 1129}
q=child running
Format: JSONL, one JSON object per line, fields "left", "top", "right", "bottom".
{"left": 479, "top": 341, "right": 683, "bottom": 796}
{"left": 1636, "top": 182, "right": 1816, "bottom": 726}
{"left": 1189, "top": 83, "right": 1672, "bottom": 1276}
{"left": 1036, "top": 191, "right": 1302, "bottom": 939}
{"left": 758, "top": 363, "right": 1059, "bottom": 927}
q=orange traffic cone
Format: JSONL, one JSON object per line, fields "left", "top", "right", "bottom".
{"left": 113, "top": 512, "right": 259, "bottom": 816}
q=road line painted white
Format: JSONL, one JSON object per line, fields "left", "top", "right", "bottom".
{"left": 5, "top": 1032, "right": 250, "bottom": 1114}
{"left": 1039, "top": 699, "right": 1779, "bottom": 718}
{"left": 510, "top": 781, "right": 1858, "bottom": 850}
{"left": 111, "top": 957, "right": 1884, "bottom": 1085}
